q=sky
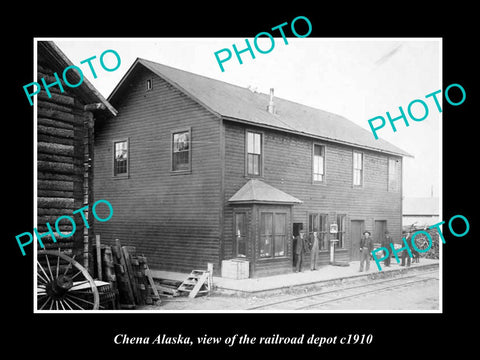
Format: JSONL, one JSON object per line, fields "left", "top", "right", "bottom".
{"left": 46, "top": 37, "right": 441, "bottom": 200}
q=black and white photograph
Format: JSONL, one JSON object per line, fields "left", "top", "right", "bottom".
{"left": 32, "top": 37, "right": 442, "bottom": 312}
{"left": 6, "top": 8, "right": 476, "bottom": 356}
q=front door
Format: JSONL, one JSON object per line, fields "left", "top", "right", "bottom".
{"left": 350, "top": 220, "right": 364, "bottom": 260}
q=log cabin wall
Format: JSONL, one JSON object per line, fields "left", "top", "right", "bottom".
{"left": 37, "top": 55, "right": 94, "bottom": 268}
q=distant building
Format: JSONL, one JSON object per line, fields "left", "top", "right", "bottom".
{"left": 402, "top": 197, "right": 440, "bottom": 227}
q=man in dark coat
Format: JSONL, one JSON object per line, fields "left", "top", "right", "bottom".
{"left": 382, "top": 230, "right": 392, "bottom": 267}
{"left": 359, "top": 230, "right": 373, "bottom": 272}
{"left": 295, "top": 229, "right": 308, "bottom": 272}
{"left": 310, "top": 231, "right": 320, "bottom": 271}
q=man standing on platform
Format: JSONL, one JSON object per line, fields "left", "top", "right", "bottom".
{"left": 295, "top": 229, "right": 308, "bottom": 272}
{"left": 310, "top": 231, "right": 320, "bottom": 271}
{"left": 359, "top": 230, "right": 373, "bottom": 272}
{"left": 382, "top": 230, "right": 392, "bottom": 267}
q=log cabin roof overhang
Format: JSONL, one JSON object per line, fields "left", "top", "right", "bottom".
{"left": 38, "top": 41, "right": 117, "bottom": 117}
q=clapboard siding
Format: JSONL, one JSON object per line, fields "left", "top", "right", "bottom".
{"left": 94, "top": 65, "right": 222, "bottom": 272}
{"left": 96, "top": 61, "right": 404, "bottom": 277}
{"left": 223, "top": 121, "right": 402, "bottom": 269}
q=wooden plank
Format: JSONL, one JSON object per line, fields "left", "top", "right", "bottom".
{"left": 121, "top": 245, "right": 143, "bottom": 305}
{"left": 145, "top": 267, "right": 160, "bottom": 300}
{"left": 111, "top": 239, "right": 136, "bottom": 307}
{"left": 188, "top": 272, "right": 209, "bottom": 299}
{"left": 96, "top": 235, "right": 102, "bottom": 280}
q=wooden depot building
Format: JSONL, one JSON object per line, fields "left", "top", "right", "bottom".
{"left": 93, "top": 58, "right": 411, "bottom": 278}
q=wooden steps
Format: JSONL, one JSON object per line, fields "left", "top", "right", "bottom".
{"left": 177, "top": 270, "right": 212, "bottom": 298}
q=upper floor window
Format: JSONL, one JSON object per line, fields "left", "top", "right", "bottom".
{"left": 353, "top": 151, "right": 363, "bottom": 186}
{"left": 388, "top": 158, "right": 401, "bottom": 192}
{"left": 246, "top": 131, "right": 262, "bottom": 176}
{"left": 113, "top": 139, "right": 129, "bottom": 177}
{"left": 172, "top": 128, "right": 191, "bottom": 172}
{"left": 313, "top": 144, "right": 325, "bottom": 183}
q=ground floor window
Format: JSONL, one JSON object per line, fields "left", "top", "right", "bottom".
{"left": 260, "top": 212, "right": 286, "bottom": 258}
{"left": 235, "top": 212, "right": 247, "bottom": 257}
{"left": 308, "top": 213, "right": 328, "bottom": 250}
{"left": 336, "top": 214, "right": 346, "bottom": 248}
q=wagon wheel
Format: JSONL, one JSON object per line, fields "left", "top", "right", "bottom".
{"left": 37, "top": 250, "right": 100, "bottom": 310}
{"left": 413, "top": 232, "right": 430, "bottom": 252}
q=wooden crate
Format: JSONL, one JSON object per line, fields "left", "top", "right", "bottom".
{"left": 221, "top": 259, "right": 249, "bottom": 279}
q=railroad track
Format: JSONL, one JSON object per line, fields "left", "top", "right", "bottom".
{"left": 247, "top": 270, "right": 439, "bottom": 310}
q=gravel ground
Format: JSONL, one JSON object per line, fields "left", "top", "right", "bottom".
{"left": 138, "top": 276, "right": 439, "bottom": 312}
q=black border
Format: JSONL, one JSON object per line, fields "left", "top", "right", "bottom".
{"left": 7, "top": 5, "right": 475, "bottom": 356}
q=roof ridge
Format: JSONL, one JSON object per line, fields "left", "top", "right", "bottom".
{"left": 137, "top": 58, "right": 349, "bottom": 118}
{"left": 112, "top": 58, "right": 411, "bottom": 158}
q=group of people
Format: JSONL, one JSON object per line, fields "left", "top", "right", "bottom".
{"left": 294, "top": 228, "right": 409, "bottom": 273}
{"left": 293, "top": 230, "right": 321, "bottom": 272}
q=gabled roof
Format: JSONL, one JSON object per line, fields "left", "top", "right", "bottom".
{"left": 39, "top": 41, "right": 117, "bottom": 116}
{"left": 228, "top": 179, "right": 302, "bottom": 205}
{"left": 109, "top": 58, "right": 410, "bottom": 157}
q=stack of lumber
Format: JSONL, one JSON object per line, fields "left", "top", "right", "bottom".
{"left": 94, "top": 238, "right": 160, "bottom": 309}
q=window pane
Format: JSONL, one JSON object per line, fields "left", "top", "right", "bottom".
{"left": 247, "top": 153, "right": 260, "bottom": 175}
{"left": 337, "top": 214, "right": 346, "bottom": 248}
{"left": 173, "top": 132, "right": 189, "bottom": 152}
{"left": 247, "top": 132, "right": 261, "bottom": 154}
{"left": 173, "top": 151, "right": 189, "bottom": 171}
{"left": 354, "top": 169, "right": 362, "bottom": 185}
{"left": 246, "top": 132, "right": 262, "bottom": 176}
{"left": 235, "top": 213, "right": 247, "bottom": 257}
{"left": 254, "top": 133, "right": 261, "bottom": 154}
{"left": 172, "top": 131, "right": 190, "bottom": 171}
{"left": 314, "top": 144, "right": 323, "bottom": 156}
{"left": 354, "top": 152, "right": 362, "bottom": 169}
{"left": 388, "top": 158, "right": 399, "bottom": 192}
{"left": 252, "top": 154, "right": 259, "bottom": 175}
{"left": 260, "top": 213, "right": 273, "bottom": 258}
{"left": 319, "top": 214, "right": 328, "bottom": 250}
{"left": 247, "top": 132, "right": 261, "bottom": 155}
{"left": 274, "top": 213, "right": 286, "bottom": 256}
{"left": 314, "top": 156, "right": 324, "bottom": 180}
{"left": 309, "top": 213, "right": 318, "bottom": 234}
{"left": 247, "top": 132, "right": 254, "bottom": 154}
{"left": 114, "top": 141, "right": 128, "bottom": 175}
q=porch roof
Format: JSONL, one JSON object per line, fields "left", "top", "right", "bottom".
{"left": 228, "top": 179, "right": 303, "bottom": 205}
